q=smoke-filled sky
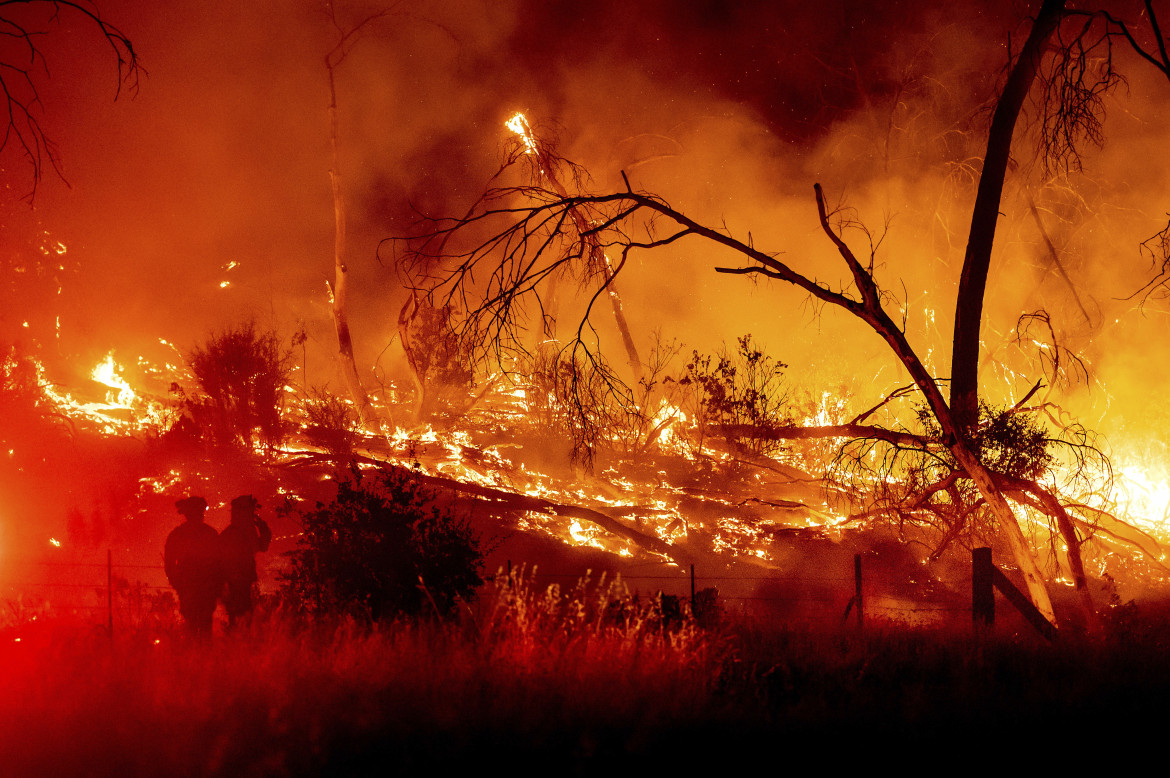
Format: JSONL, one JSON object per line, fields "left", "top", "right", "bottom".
{"left": 3, "top": 0, "right": 1170, "bottom": 444}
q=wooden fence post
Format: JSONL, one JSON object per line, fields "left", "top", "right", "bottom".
{"left": 991, "top": 565, "right": 1058, "bottom": 642}
{"left": 973, "top": 547, "right": 1057, "bottom": 641}
{"left": 841, "top": 553, "right": 864, "bottom": 628}
{"left": 107, "top": 549, "right": 114, "bottom": 640}
{"left": 973, "top": 547, "right": 995, "bottom": 633}
{"left": 853, "top": 553, "right": 863, "bottom": 628}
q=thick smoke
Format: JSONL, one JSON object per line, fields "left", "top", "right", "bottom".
{"left": 3, "top": 0, "right": 1170, "bottom": 576}
{"left": 2, "top": 1, "right": 1032, "bottom": 375}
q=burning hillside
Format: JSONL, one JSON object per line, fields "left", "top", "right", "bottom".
{"left": 3, "top": 0, "right": 1170, "bottom": 635}
{"left": 3, "top": 299, "right": 1170, "bottom": 631}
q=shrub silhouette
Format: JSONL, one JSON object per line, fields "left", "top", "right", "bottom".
{"left": 178, "top": 323, "right": 293, "bottom": 450}
{"left": 280, "top": 468, "right": 484, "bottom": 619}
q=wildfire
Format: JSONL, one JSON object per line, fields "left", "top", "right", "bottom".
{"left": 91, "top": 354, "right": 136, "bottom": 407}
{"left": 10, "top": 264, "right": 1167, "bottom": 593}
{"left": 505, "top": 112, "right": 539, "bottom": 157}
{"left": 1110, "top": 450, "right": 1170, "bottom": 536}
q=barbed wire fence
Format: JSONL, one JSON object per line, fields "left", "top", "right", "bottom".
{"left": 1, "top": 549, "right": 976, "bottom": 637}
{"left": 2, "top": 551, "right": 173, "bottom": 637}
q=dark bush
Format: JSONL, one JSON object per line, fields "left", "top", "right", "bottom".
{"left": 279, "top": 468, "right": 484, "bottom": 620}
{"left": 177, "top": 323, "right": 293, "bottom": 450}
{"left": 676, "top": 333, "right": 790, "bottom": 456}
{"left": 916, "top": 400, "right": 1054, "bottom": 480}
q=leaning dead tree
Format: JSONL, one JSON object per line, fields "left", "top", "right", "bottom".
{"left": 387, "top": 3, "right": 1170, "bottom": 626}
{"left": 952, "top": 0, "right": 1170, "bottom": 430}
{"left": 393, "top": 174, "right": 1083, "bottom": 625}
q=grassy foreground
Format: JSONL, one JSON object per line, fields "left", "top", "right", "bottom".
{"left": 2, "top": 574, "right": 1169, "bottom": 775}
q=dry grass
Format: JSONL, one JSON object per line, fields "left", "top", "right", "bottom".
{"left": 0, "top": 571, "right": 719, "bottom": 775}
{"left": 3, "top": 574, "right": 1170, "bottom": 775}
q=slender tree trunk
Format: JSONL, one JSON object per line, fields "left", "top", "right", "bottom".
{"left": 599, "top": 257, "right": 644, "bottom": 383}
{"left": 542, "top": 273, "right": 561, "bottom": 341}
{"left": 327, "top": 58, "right": 381, "bottom": 428}
{"left": 951, "top": 0, "right": 1066, "bottom": 432}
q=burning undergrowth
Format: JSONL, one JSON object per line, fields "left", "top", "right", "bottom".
{"left": 4, "top": 300, "right": 1169, "bottom": 633}
{"left": 4, "top": 1, "right": 1170, "bottom": 639}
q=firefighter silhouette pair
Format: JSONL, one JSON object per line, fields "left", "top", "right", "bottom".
{"left": 164, "top": 494, "right": 272, "bottom": 635}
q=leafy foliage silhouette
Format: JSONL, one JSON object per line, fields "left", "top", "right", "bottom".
{"left": 280, "top": 468, "right": 485, "bottom": 620}
{"left": 177, "top": 323, "right": 293, "bottom": 451}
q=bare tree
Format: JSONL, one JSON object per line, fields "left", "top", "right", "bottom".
{"left": 181, "top": 322, "right": 294, "bottom": 452}
{"left": 951, "top": 0, "right": 1066, "bottom": 433}
{"left": 387, "top": 2, "right": 1170, "bottom": 627}
{"left": 952, "top": 0, "right": 1170, "bottom": 429}
{"left": 323, "top": 1, "right": 401, "bottom": 430}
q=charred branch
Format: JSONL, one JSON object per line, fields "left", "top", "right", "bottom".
{"left": 1035, "top": 10, "right": 1125, "bottom": 174}
{"left": 359, "top": 456, "right": 695, "bottom": 566}
{"left": 849, "top": 384, "right": 922, "bottom": 425}
{"left": 1089, "top": 2, "right": 1170, "bottom": 82}
{"left": 1133, "top": 217, "right": 1170, "bottom": 302}
{"left": 278, "top": 449, "right": 693, "bottom": 565}
{"left": 1011, "top": 311, "right": 1090, "bottom": 395}
{"left": 713, "top": 422, "right": 930, "bottom": 449}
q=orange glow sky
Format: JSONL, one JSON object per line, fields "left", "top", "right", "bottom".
{"left": 2, "top": 0, "right": 1169, "bottom": 447}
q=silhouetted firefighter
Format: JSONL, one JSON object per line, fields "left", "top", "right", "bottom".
{"left": 164, "top": 496, "right": 222, "bottom": 637}
{"left": 219, "top": 494, "right": 272, "bottom": 627}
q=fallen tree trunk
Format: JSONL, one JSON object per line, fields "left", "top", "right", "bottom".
{"left": 361, "top": 456, "right": 696, "bottom": 566}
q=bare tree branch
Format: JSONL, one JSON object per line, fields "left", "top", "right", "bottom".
{"left": 0, "top": 1, "right": 141, "bottom": 197}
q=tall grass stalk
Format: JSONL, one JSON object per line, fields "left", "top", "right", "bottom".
{"left": 5, "top": 573, "right": 1170, "bottom": 773}
{"left": 0, "top": 569, "right": 718, "bottom": 775}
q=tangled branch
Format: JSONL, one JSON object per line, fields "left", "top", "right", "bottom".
{"left": 0, "top": 1, "right": 140, "bottom": 196}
